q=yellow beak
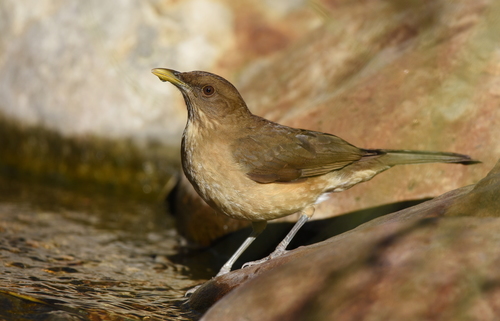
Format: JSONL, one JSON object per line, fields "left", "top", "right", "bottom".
{"left": 151, "top": 68, "right": 186, "bottom": 87}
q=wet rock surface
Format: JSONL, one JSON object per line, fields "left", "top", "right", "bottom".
{"left": 188, "top": 160, "right": 500, "bottom": 320}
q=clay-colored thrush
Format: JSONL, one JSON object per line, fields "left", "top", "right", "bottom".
{"left": 152, "top": 68, "right": 478, "bottom": 277}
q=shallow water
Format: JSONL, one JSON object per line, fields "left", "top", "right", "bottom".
{"left": 0, "top": 177, "right": 201, "bottom": 320}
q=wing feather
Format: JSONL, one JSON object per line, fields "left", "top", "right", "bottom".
{"left": 232, "top": 125, "right": 365, "bottom": 183}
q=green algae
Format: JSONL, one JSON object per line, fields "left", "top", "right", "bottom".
{"left": 0, "top": 115, "right": 180, "bottom": 202}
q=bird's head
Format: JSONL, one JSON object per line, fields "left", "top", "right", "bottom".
{"left": 152, "top": 68, "right": 251, "bottom": 124}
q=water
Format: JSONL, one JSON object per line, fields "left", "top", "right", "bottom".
{"left": 0, "top": 177, "right": 202, "bottom": 320}
{"left": 0, "top": 173, "right": 424, "bottom": 320}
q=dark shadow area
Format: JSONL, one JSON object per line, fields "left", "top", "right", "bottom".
{"left": 169, "top": 198, "right": 431, "bottom": 280}
{"left": 0, "top": 291, "right": 86, "bottom": 321}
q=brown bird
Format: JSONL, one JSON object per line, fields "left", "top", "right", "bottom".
{"left": 152, "top": 68, "right": 478, "bottom": 278}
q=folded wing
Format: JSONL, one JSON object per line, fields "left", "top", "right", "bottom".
{"left": 232, "top": 125, "right": 367, "bottom": 183}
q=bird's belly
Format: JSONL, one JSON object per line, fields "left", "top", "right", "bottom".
{"left": 197, "top": 176, "right": 325, "bottom": 221}
{"left": 183, "top": 154, "right": 329, "bottom": 221}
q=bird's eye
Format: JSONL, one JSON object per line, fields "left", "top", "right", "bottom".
{"left": 202, "top": 85, "right": 215, "bottom": 96}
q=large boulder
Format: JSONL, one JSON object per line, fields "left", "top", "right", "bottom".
{"left": 188, "top": 159, "right": 500, "bottom": 320}
{"left": 170, "top": 0, "right": 498, "bottom": 243}
{"left": 0, "top": 0, "right": 317, "bottom": 143}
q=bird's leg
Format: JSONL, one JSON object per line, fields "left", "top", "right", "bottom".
{"left": 242, "top": 206, "right": 315, "bottom": 269}
{"left": 185, "top": 221, "right": 267, "bottom": 297}
{"left": 215, "top": 220, "right": 267, "bottom": 277}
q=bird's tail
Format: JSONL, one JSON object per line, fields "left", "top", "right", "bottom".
{"left": 366, "top": 149, "right": 480, "bottom": 167}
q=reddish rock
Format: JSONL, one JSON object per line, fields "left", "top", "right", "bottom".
{"left": 188, "top": 160, "right": 500, "bottom": 320}
{"left": 171, "top": 0, "right": 498, "bottom": 244}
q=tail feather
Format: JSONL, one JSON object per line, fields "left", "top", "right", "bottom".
{"left": 365, "top": 149, "right": 480, "bottom": 167}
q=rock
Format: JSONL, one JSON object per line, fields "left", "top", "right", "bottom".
{"left": 1, "top": 0, "right": 497, "bottom": 246}
{"left": 236, "top": 0, "right": 500, "bottom": 216}
{"left": 187, "top": 159, "right": 500, "bottom": 320}
{"left": 170, "top": 0, "right": 499, "bottom": 244}
{"left": 0, "top": 0, "right": 317, "bottom": 144}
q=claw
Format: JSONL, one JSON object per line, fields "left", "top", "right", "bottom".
{"left": 185, "top": 284, "right": 202, "bottom": 297}
{"left": 242, "top": 256, "right": 270, "bottom": 269}
{"left": 242, "top": 249, "right": 289, "bottom": 269}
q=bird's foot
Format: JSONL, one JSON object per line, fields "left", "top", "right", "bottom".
{"left": 185, "top": 284, "right": 202, "bottom": 297}
{"left": 242, "top": 249, "right": 288, "bottom": 269}
{"left": 184, "top": 267, "right": 232, "bottom": 297}
{"left": 241, "top": 257, "right": 269, "bottom": 268}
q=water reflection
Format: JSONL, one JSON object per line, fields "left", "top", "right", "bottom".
{"left": 0, "top": 177, "right": 200, "bottom": 320}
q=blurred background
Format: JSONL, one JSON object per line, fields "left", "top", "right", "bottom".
{"left": 0, "top": 0, "right": 498, "bottom": 320}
